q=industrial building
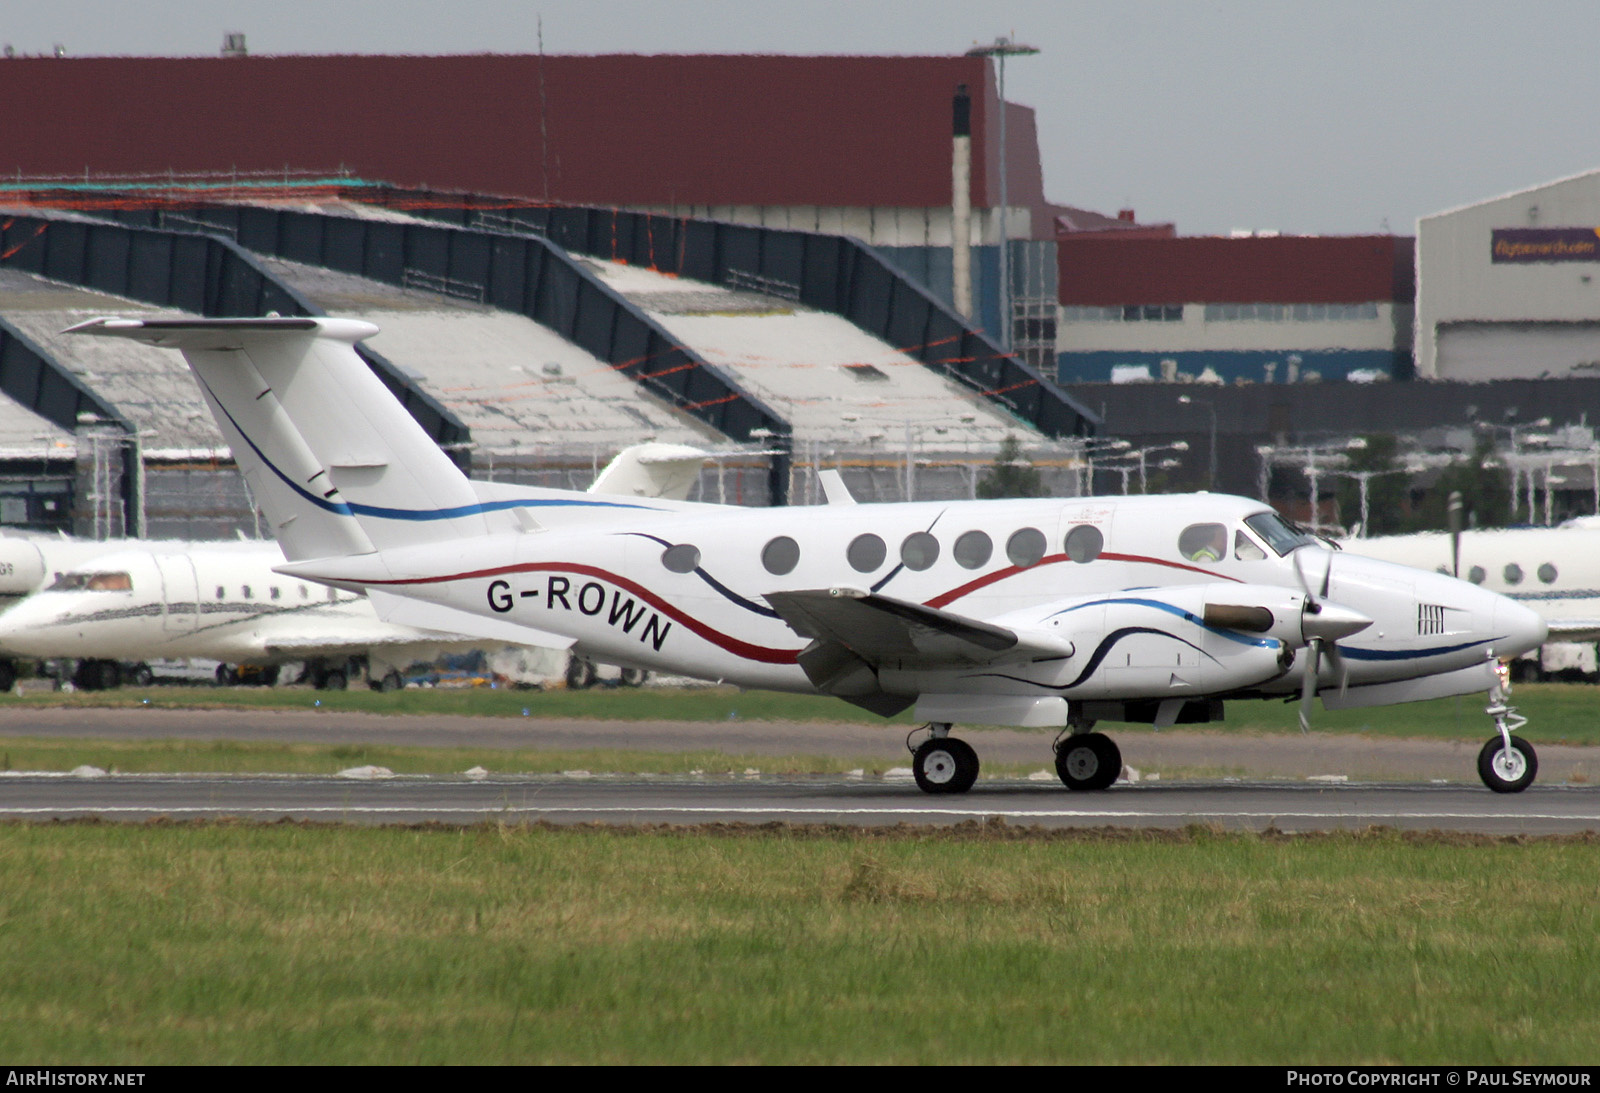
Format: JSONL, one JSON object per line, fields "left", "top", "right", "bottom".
{"left": 1417, "top": 168, "right": 1600, "bottom": 381}
{"left": 1055, "top": 232, "right": 1415, "bottom": 385}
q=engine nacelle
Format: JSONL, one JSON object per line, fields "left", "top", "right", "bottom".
{"left": 969, "top": 584, "right": 1300, "bottom": 700}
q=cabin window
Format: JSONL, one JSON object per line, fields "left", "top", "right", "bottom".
{"left": 327, "top": 587, "right": 337, "bottom": 602}
{"left": 216, "top": 586, "right": 226, "bottom": 600}
{"left": 270, "top": 586, "right": 280, "bottom": 600}
{"left": 953, "top": 530, "right": 992, "bottom": 570}
{"left": 1178, "top": 523, "right": 1228, "bottom": 563}
{"left": 1503, "top": 563, "right": 1523, "bottom": 586}
{"left": 847, "top": 533, "right": 887, "bottom": 573}
{"left": 1006, "top": 527, "right": 1047, "bottom": 568}
{"left": 300, "top": 585, "right": 309, "bottom": 599}
{"left": 661, "top": 544, "right": 701, "bottom": 574}
{"left": 761, "top": 536, "right": 800, "bottom": 576}
{"left": 900, "top": 532, "right": 939, "bottom": 571}
{"left": 1538, "top": 563, "right": 1558, "bottom": 584}
{"left": 1467, "top": 566, "right": 1486, "bottom": 585}
{"left": 242, "top": 585, "right": 252, "bottom": 600}
{"left": 1233, "top": 530, "right": 1266, "bottom": 562}
{"left": 1064, "top": 525, "right": 1104, "bottom": 564}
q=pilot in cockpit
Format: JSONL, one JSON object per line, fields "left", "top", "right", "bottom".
{"left": 1178, "top": 522, "right": 1228, "bottom": 563}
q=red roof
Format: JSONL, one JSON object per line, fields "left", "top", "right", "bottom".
{"left": 1057, "top": 234, "right": 1415, "bottom": 305}
{"left": 0, "top": 53, "right": 1048, "bottom": 212}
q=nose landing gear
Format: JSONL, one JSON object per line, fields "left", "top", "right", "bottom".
{"left": 1479, "top": 658, "right": 1537, "bottom": 794}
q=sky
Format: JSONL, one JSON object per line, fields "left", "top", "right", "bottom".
{"left": 4, "top": 0, "right": 1599, "bottom": 237}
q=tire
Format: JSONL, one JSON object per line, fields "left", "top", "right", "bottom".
{"left": 216, "top": 664, "right": 238, "bottom": 687}
{"left": 913, "top": 736, "right": 979, "bottom": 795}
{"left": 322, "top": 669, "right": 347, "bottom": 691}
{"left": 1055, "top": 732, "right": 1123, "bottom": 791}
{"left": 565, "top": 657, "right": 596, "bottom": 690}
{"left": 619, "top": 667, "right": 647, "bottom": 687}
{"left": 378, "top": 670, "right": 403, "bottom": 693}
{"left": 0, "top": 659, "right": 16, "bottom": 691}
{"left": 125, "top": 663, "right": 153, "bottom": 687}
{"left": 258, "top": 665, "right": 280, "bottom": 688}
{"left": 1478, "top": 735, "right": 1538, "bottom": 794}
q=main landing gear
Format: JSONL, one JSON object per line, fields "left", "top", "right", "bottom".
{"left": 1479, "top": 662, "right": 1538, "bottom": 794}
{"left": 1053, "top": 729, "right": 1122, "bottom": 792}
{"left": 909, "top": 725, "right": 979, "bottom": 795}
{"left": 906, "top": 722, "right": 1127, "bottom": 795}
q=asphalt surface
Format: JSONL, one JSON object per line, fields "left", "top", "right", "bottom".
{"left": 3, "top": 707, "right": 1598, "bottom": 834}
{"left": 3, "top": 773, "right": 1599, "bottom": 835}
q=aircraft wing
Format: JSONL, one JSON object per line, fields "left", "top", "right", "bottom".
{"left": 1544, "top": 619, "right": 1600, "bottom": 643}
{"left": 764, "top": 588, "right": 1063, "bottom": 669}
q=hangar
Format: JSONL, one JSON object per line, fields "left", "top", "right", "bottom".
{"left": 1417, "top": 169, "right": 1600, "bottom": 381}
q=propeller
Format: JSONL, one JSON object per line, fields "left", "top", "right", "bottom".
{"left": 1293, "top": 548, "right": 1372, "bottom": 733}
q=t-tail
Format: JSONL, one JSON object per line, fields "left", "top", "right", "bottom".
{"left": 65, "top": 316, "right": 601, "bottom": 561}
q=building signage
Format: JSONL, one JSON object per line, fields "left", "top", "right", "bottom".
{"left": 1491, "top": 227, "right": 1600, "bottom": 263}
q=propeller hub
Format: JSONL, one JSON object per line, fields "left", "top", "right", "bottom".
{"left": 1302, "top": 601, "right": 1372, "bottom": 643}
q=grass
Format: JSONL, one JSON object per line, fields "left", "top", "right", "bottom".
{"left": 4, "top": 680, "right": 1598, "bottom": 742}
{"left": 0, "top": 822, "right": 1596, "bottom": 1064}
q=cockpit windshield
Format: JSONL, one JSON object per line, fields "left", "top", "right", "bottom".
{"left": 47, "top": 571, "right": 133, "bottom": 593}
{"left": 1243, "top": 512, "right": 1321, "bottom": 557}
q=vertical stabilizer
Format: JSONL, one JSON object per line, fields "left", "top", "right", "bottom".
{"left": 65, "top": 317, "right": 487, "bottom": 559}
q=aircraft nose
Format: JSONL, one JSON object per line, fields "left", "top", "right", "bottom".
{"left": 1493, "top": 596, "right": 1547, "bottom": 659}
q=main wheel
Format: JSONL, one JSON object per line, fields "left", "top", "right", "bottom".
{"left": 322, "top": 669, "right": 347, "bottom": 691}
{"left": 216, "top": 664, "right": 238, "bottom": 686}
{"left": 619, "top": 667, "right": 647, "bottom": 687}
{"left": 1478, "top": 735, "right": 1537, "bottom": 794}
{"left": 377, "top": 669, "right": 403, "bottom": 693}
{"left": 913, "top": 736, "right": 979, "bottom": 795}
{"left": 0, "top": 658, "right": 17, "bottom": 691}
{"left": 1055, "top": 732, "right": 1122, "bottom": 791}
{"left": 565, "top": 657, "right": 596, "bottom": 690}
{"left": 125, "top": 662, "right": 153, "bottom": 687}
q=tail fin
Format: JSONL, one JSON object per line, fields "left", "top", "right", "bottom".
{"left": 66, "top": 317, "right": 487, "bottom": 561}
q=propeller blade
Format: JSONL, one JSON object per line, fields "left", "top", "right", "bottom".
{"left": 1297, "top": 638, "right": 1323, "bottom": 734}
{"left": 1326, "top": 641, "right": 1349, "bottom": 698}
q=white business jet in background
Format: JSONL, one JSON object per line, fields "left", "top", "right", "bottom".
{"left": 0, "top": 443, "right": 715, "bottom": 691}
{"left": 67, "top": 316, "right": 1549, "bottom": 794}
{"left": 1344, "top": 518, "right": 1600, "bottom": 678}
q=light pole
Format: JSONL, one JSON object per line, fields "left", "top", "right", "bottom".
{"left": 966, "top": 36, "right": 1039, "bottom": 353}
{"left": 1177, "top": 395, "right": 1217, "bottom": 490}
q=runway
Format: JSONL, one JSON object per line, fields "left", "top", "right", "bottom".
{"left": 4, "top": 772, "right": 1599, "bottom": 835}
{"left": 3, "top": 706, "right": 1598, "bottom": 834}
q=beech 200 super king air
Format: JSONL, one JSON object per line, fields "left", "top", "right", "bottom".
{"left": 67, "top": 316, "right": 1550, "bottom": 795}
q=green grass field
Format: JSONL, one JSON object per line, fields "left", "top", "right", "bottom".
{"left": 1, "top": 822, "right": 1595, "bottom": 1064}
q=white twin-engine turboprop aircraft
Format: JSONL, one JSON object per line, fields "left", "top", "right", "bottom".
{"left": 67, "top": 316, "right": 1550, "bottom": 795}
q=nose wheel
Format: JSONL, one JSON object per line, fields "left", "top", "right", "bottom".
{"left": 1479, "top": 658, "right": 1537, "bottom": 793}
{"left": 1478, "top": 735, "right": 1537, "bottom": 794}
{"left": 1055, "top": 732, "right": 1122, "bottom": 791}
{"left": 910, "top": 730, "right": 979, "bottom": 795}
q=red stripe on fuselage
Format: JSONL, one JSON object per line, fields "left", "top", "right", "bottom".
{"left": 365, "top": 551, "right": 1241, "bottom": 664}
